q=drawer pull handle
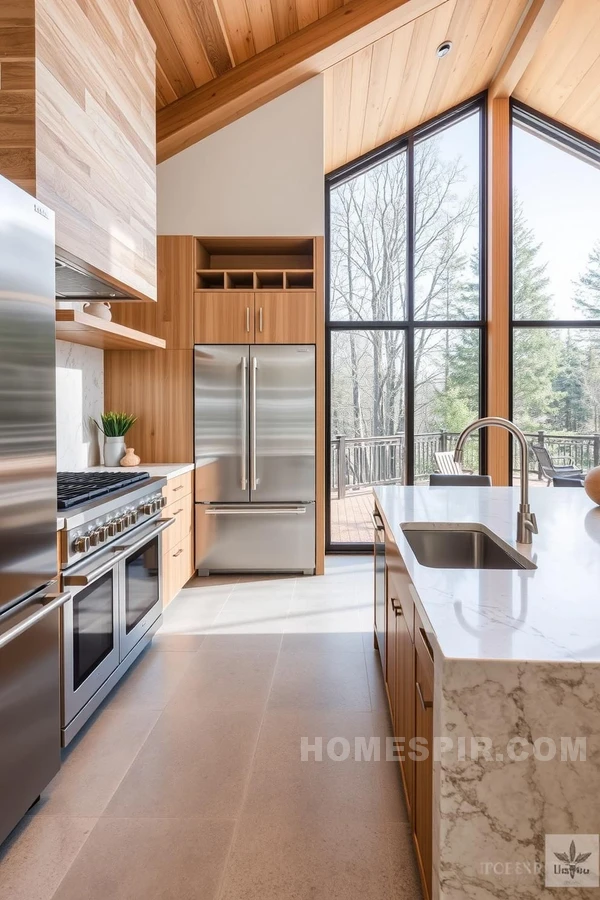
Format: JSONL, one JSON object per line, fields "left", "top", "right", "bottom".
{"left": 416, "top": 681, "right": 432, "bottom": 710}
{"left": 419, "top": 627, "right": 434, "bottom": 664}
{"left": 172, "top": 485, "right": 184, "bottom": 492}
{"left": 173, "top": 508, "right": 183, "bottom": 515}
{"left": 172, "top": 549, "right": 183, "bottom": 558}
{"left": 390, "top": 598, "right": 403, "bottom": 615}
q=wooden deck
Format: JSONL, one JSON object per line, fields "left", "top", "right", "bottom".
{"left": 330, "top": 489, "right": 375, "bottom": 544}
{"left": 329, "top": 477, "right": 553, "bottom": 544}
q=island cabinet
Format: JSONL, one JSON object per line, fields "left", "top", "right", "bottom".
{"left": 378, "top": 498, "right": 434, "bottom": 900}
{"left": 0, "top": 0, "right": 157, "bottom": 301}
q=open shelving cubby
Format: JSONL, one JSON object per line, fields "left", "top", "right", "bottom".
{"left": 195, "top": 237, "right": 314, "bottom": 291}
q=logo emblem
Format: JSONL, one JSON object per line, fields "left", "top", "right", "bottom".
{"left": 545, "top": 835, "right": 599, "bottom": 887}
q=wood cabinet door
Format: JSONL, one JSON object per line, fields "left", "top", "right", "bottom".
{"left": 254, "top": 292, "right": 316, "bottom": 343}
{"left": 194, "top": 293, "right": 254, "bottom": 343}
{"left": 414, "top": 616, "right": 434, "bottom": 900}
{"left": 395, "top": 605, "right": 415, "bottom": 817}
{"left": 385, "top": 569, "right": 398, "bottom": 723}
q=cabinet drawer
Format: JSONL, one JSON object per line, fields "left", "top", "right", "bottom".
{"left": 162, "top": 535, "right": 193, "bottom": 608}
{"left": 163, "top": 471, "right": 192, "bottom": 507}
{"left": 387, "top": 569, "right": 414, "bottom": 639}
{"left": 162, "top": 496, "right": 193, "bottom": 552}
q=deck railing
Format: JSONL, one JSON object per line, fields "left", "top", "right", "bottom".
{"left": 331, "top": 430, "right": 599, "bottom": 498}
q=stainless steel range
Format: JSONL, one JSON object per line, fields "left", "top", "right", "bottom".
{"left": 58, "top": 472, "right": 173, "bottom": 745}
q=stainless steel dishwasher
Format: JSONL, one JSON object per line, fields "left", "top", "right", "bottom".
{"left": 0, "top": 589, "right": 69, "bottom": 844}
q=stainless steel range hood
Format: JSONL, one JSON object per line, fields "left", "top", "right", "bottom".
{"left": 55, "top": 257, "right": 136, "bottom": 301}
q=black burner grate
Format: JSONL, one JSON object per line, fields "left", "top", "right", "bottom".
{"left": 57, "top": 471, "right": 150, "bottom": 510}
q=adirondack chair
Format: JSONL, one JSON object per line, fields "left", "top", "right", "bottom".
{"left": 434, "top": 450, "right": 473, "bottom": 475}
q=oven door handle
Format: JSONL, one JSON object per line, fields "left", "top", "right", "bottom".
{"left": 64, "top": 518, "right": 175, "bottom": 586}
{"left": 0, "top": 592, "right": 70, "bottom": 651}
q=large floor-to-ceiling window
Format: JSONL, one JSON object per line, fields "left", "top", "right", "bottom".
{"left": 326, "top": 99, "right": 485, "bottom": 548}
{"left": 511, "top": 104, "right": 600, "bottom": 484}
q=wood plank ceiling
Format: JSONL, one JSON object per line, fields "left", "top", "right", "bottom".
{"left": 136, "top": 0, "right": 600, "bottom": 170}
{"left": 324, "top": 0, "right": 530, "bottom": 172}
{"left": 513, "top": 0, "right": 600, "bottom": 145}
{"left": 135, "top": 0, "right": 354, "bottom": 109}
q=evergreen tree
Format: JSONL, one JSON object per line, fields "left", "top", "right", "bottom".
{"left": 549, "top": 333, "right": 588, "bottom": 432}
{"left": 574, "top": 241, "right": 600, "bottom": 318}
{"left": 511, "top": 201, "right": 561, "bottom": 431}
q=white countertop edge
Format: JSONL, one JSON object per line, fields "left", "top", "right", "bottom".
{"left": 84, "top": 463, "right": 195, "bottom": 479}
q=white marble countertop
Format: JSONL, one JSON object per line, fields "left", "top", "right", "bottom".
{"left": 374, "top": 485, "right": 600, "bottom": 664}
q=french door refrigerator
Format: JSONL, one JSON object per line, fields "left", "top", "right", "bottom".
{"left": 194, "top": 344, "right": 315, "bottom": 573}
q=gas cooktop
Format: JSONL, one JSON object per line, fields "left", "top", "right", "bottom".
{"left": 57, "top": 471, "right": 150, "bottom": 510}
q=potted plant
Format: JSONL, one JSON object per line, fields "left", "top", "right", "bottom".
{"left": 93, "top": 411, "right": 137, "bottom": 466}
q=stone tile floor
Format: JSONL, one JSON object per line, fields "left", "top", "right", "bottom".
{"left": 0, "top": 556, "right": 421, "bottom": 900}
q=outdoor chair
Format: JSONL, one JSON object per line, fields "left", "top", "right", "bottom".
{"left": 552, "top": 475, "right": 585, "bottom": 487}
{"left": 430, "top": 474, "right": 492, "bottom": 487}
{"left": 530, "top": 443, "right": 584, "bottom": 486}
{"left": 434, "top": 450, "right": 473, "bottom": 475}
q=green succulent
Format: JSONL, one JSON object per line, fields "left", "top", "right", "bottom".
{"left": 93, "top": 411, "right": 137, "bottom": 437}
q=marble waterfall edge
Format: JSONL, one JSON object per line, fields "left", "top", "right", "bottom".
{"left": 434, "top": 657, "right": 600, "bottom": 899}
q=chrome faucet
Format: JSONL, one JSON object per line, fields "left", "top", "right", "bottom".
{"left": 453, "top": 416, "right": 538, "bottom": 544}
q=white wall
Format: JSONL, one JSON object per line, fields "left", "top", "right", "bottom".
{"left": 157, "top": 77, "right": 324, "bottom": 236}
{"left": 56, "top": 341, "right": 103, "bottom": 469}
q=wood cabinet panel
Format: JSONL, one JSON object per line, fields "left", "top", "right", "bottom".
{"left": 104, "top": 349, "right": 193, "bottom": 463}
{"left": 162, "top": 534, "right": 193, "bottom": 608}
{"left": 413, "top": 608, "right": 434, "bottom": 900}
{"left": 162, "top": 494, "right": 193, "bottom": 553}
{"left": 163, "top": 471, "right": 193, "bottom": 506}
{"left": 395, "top": 597, "right": 415, "bottom": 817}
{"left": 194, "top": 292, "right": 254, "bottom": 343}
{"left": 0, "top": 0, "right": 157, "bottom": 301}
{"left": 254, "top": 291, "right": 316, "bottom": 343}
{"left": 111, "top": 236, "right": 195, "bottom": 348}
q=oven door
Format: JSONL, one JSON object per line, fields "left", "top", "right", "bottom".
{"left": 61, "top": 562, "right": 120, "bottom": 728}
{"left": 119, "top": 518, "right": 173, "bottom": 660}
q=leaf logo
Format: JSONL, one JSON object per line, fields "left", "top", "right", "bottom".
{"left": 554, "top": 840, "right": 593, "bottom": 880}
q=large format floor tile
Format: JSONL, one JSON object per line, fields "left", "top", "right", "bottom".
{"left": 104, "top": 708, "right": 262, "bottom": 818}
{"left": 0, "top": 556, "right": 422, "bottom": 900}
{"left": 218, "top": 817, "right": 420, "bottom": 900}
{"left": 51, "top": 818, "right": 235, "bottom": 900}
{"left": 35, "top": 707, "right": 161, "bottom": 818}
{"left": 268, "top": 650, "right": 372, "bottom": 711}
{"left": 0, "top": 816, "right": 96, "bottom": 900}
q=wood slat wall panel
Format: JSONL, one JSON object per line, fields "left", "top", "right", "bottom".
{"left": 34, "top": 0, "right": 157, "bottom": 301}
{"left": 0, "top": 0, "right": 35, "bottom": 192}
{"left": 324, "top": 0, "right": 529, "bottom": 172}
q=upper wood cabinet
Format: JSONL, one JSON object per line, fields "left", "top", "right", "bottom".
{"left": 254, "top": 292, "right": 316, "bottom": 343}
{"left": 194, "top": 292, "right": 254, "bottom": 344}
{"left": 0, "top": 0, "right": 157, "bottom": 302}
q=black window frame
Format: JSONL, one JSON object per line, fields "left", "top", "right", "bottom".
{"left": 325, "top": 94, "right": 488, "bottom": 552}
{"left": 510, "top": 100, "right": 600, "bottom": 482}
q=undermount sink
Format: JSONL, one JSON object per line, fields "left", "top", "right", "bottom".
{"left": 401, "top": 523, "right": 536, "bottom": 571}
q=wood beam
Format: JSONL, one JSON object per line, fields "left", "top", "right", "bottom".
{"left": 156, "top": 0, "right": 446, "bottom": 161}
{"left": 489, "top": 0, "right": 563, "bottom": 99}
{"left": 486, "top": 95, "right": 511, "bottom": 485}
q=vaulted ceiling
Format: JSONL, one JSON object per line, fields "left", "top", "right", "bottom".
{"left": 136, "top": 0, "right": 600, "bottom": 167}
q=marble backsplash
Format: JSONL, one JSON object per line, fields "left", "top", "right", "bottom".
{"left": 55, "top": 340, "right": 103, "bottom": 470}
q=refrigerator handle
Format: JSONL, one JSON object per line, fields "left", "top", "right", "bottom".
{"left": 241, "top": 356, "right": 248, "bottom": 491}
{"left": 250, "top": 356, "right": 258, "bottom": 492}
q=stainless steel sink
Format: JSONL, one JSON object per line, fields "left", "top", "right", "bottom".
{"left": 401, "top": 523, "right": 536, "bottom": 570}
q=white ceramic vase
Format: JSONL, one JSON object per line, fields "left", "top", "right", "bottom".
{"left": 83, "top": 302, "right": 112, "bottom": 321}
{"left": 104, "top": 436, "right": 126, "bottom": 466}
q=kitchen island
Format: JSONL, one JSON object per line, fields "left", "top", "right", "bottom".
{"left": 374, "top": 485, "right": 600, "bottom": 900}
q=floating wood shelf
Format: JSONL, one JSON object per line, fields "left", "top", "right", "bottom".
{"left": 56, "top": 310, "right": 166, "bottom": 351}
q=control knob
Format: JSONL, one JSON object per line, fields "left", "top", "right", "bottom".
{"left": 73, "top": 535, "right": 90, "bottom": 553}
{"left": 107, "top": 521, "right": 118, "bottom": 538}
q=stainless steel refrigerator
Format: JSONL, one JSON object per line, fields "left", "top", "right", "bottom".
{"left": 194, "top": 344, "right": 315, "bottom": 573}
{"left": 0, "top": 174, "right": 68, "bottom": 846}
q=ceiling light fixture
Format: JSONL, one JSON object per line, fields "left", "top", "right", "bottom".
{"left": 436, "top": 41, "right": 453, "bottom": 58}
